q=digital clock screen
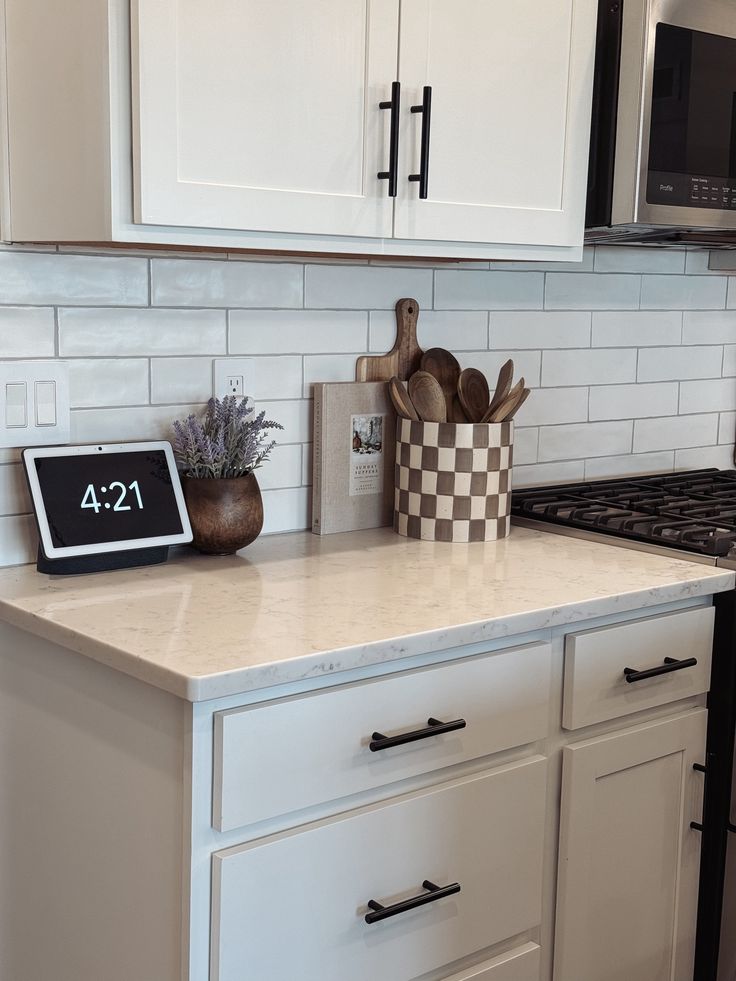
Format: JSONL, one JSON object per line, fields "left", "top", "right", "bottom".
{"left": 33, "top": 449, "right": 185, "bottom": 548}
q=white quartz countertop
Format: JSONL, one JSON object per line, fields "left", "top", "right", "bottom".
{"left": 0, "top": 526, "right": 732, "bottom": 701}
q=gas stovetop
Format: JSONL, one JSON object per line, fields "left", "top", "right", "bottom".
{"left": 511, "top": 469, "right": 736, "bottom": 568}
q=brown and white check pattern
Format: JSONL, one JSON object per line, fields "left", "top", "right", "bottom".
{"left": 393, "top": 418, "right": 513, "bottom": 542}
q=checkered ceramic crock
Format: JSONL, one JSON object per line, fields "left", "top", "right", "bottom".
{"left": 393, "top": 418, "right": 513, "bottom": 542}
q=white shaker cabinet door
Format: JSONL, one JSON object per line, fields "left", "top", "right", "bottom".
{"left": 394, "top": 0, "right": 597, "bottom": 246}
{"left": 131, "top": 0, "right": 399, "bottom": 237}
{"left": 554, "top": 709, "right": 707, "bottom": 981}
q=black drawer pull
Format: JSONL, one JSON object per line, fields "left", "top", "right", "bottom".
{"left": 378, "top": 81, "right": 401, "bottom": 197}
{"left": 623, "top": 656, "right": 698, "bottom": 684}
{"left": 369, "top": 716, "right": 466, "bottom": 753}
{"left": 409, "top": 85, "right": 432, "bottom": 199}
{"left": 365, "top": 879, "right": 460, "bottom": 924}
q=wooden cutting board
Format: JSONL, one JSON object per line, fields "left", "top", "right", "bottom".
{"left": 355, "top": 298, "right": 423, "bottom": 382}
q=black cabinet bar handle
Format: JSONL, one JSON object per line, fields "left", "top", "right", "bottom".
{"left": 409, "top": 85, "right": 432, "bottom": 199}
{"left": 623, "top": 656, "right": 698, "bottom": 684}
{"left": 369, "top": 716, "right": 466, "bottom": 753}
{"left": 378, "top": 81, "right": 401, "bottom": 197}
{"left": 365, "top": 879, "right": 460, "bottom": 924}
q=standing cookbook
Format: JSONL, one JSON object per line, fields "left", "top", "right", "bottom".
{"left": 312, "top": 381, "right": 396, "bottom": 535}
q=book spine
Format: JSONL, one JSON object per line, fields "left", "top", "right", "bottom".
{"left": 311, "top": 385, "right": 324, "bottom": 534}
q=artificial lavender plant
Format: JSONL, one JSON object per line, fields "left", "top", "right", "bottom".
{"left": 173, "top": 396, "right": 283, "bottom": 479}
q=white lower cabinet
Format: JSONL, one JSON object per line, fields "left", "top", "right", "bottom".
{"left": 211, "top": 758, "right": 547, "bottom": 981}
{"left": 553, "top": 709, "right": 707, "bottom": 981}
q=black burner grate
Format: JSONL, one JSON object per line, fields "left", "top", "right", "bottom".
{"left": 511, "top": 469, "right": 736, "bottom": 557}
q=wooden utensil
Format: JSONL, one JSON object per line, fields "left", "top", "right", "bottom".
{"left": 388, "top": 376, "right": 419, "bottom": 420}
{"left": 356, "top": 298, "right": 423, "bottom": 382}
{"left": 420, "top": 347, "right": 463, "bottom": 421}
{"left": 486, "top": 379, "right": 526, "bottom": 423}
{"left": 457, "top": 368, "right": 490, "bottom": 423}
{"left": 504, "top": 387, "right": 530, "bottom": 421}
{"left": 408, "top": 371, "right": 447, "bottom": 423}
{"left": 487, "top": 358, "right": 514, "bottom": 418}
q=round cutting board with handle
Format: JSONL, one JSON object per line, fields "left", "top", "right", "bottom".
{"left": 355, "top": 298, "right": 424, "bottom": 382}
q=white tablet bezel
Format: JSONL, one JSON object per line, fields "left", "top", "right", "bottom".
{"left": 23, "top": 441, "right": 193, "bottom": 558}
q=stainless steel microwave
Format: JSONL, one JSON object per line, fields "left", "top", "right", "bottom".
{"left": 586, "top": 0, "right": 736, "bottom": 246}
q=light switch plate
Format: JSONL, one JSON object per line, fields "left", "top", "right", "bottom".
{"left": 213, "top": 359, "right": 255, "bottom": 400}
{"left": 0, "top": 361, "right": 70, "bottom": 448}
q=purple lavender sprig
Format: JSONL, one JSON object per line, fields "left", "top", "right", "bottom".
{"left": 172, "top": 396, "right": 283, "bottom": 479}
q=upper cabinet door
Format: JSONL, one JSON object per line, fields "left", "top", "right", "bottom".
{"left": 394, "top": 0, "right": 597, "bottom": 246}
{"left": 131, "top": 0, "right": 399, "bottom": 238}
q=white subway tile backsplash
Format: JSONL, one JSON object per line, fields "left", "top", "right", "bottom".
{"left": 545, "top": 273, "right": 640, "bottom": 310}
{"left": 151, "top": 358, "right": 213, "bottom": 405}
{"left": 59, "top": 308, "right": 227, "bottom": 356}
{"left": 675, "top": 445, "right": 736, "bottom": 470}
{"left": 0, "top": 307, "right": 56, "bottom": 357}
{"left": 513, "top": 460, "right": 585, "bottom": 486}
{"left": 68, "top": 359, "right": 149, "bottom": 408}
{"left": 584, "top": 452, "right": 675, "bottom": 480}
{"left": 152, "top": 258, "right": 303, "bottom": 308}
{"left": 490, "top": 312, "right": 591, "bottom": 349}
{"left": 0, "top": 463, "right": 30, "bottom": 515}
{"left": 305, "top": 265, "right": 432, "bottom": 309}
{"left": 71, "top": 404, "right": 205, "bottom": 443}
{"left": 542, "top": 348, "right": 636, "bottom": 387}
{"left": 633, "top": 414, "right": 719, "bottom": 453}
{"left": 2, "top": 242, "right": 736, "bottom": 567}
{"left": 230, "top": 310, "right": 367, "bottom": 354}
{"left": 641, "top": 274, "right": 728, "bottom": 310}
{"left": 592, "top": 312, "right": 682, "bottom": 348}
{"left": 460, "top": 351, "right": 542, "bottom": 388}
{"left": 0, "top": 252, "right": 148, "bottom": 306}
{"left": 303, "top": 355, "right": 358, "bottom": 396}
{"left": 682, "top": 311, "right": 736, "bottom": 345}
{"left": 589, "top": 383, "right": 678, "bottom": 421}
{"left": 539, "top": 421, "right": 633, "bottom": 462}
{"left": 0, "top": 514, "right": 36, "bottom": 566}
{"left": 369, "top": 310, "right": 488, "bottom": 352}
{"left": 719, "top": 412, "right": 736, "bottom": 444}
{"left": 594, "top": 247, "right": 685, "bottom": 274}
{"left": 679, "top": 379, "right": 736, "bottom": 415}
{"left": 434, "top": 270, "right": 544, "bottom": 310}
{"left": 257, "top": 444, "right": 303, "bottom": 490}
{"left": 517, "top": 387, "right": 588, "bottom": 427}
{"left": 638, "top": 346, "right": 723, "bottom": 382}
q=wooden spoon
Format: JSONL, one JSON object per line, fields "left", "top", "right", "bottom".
{"left": 487, "top": 379, "right": 527, "bottom": 423}
{"left": 457, "top": 368, "right": 490, "bottom": 423}
{"left": 487, "top": 358, "right": 514, "bottom": 418}
{"left": 504, "top": 387, "right": 530, "bottom": 421}
{"left": 408, "top": 371, "right": 447, "bottom": 423}
{"left": 388, "top": 376, "right": 419, "bottom": 421}
{"left": 421, "top": 348, "right": 464, "bottom": 422}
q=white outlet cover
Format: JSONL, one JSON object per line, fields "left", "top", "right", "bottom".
{"left": 0, "top": 361, "right": 70, "bottom": 448}
{"left": 213, "top": 359, "right": 255, "bottom": 400}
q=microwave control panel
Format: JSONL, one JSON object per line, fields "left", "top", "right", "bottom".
{"left": 647, "top": 172, "right": 736, "bottom": 210}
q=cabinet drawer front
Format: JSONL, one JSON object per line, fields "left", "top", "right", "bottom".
{"left": 562, "top": 607, "right": 713, "bottom": 730}
{"left": 212, "top": 759, "right": 547, "bottom": 981}
{"left": 214, "top": 642, "right": 551, "bottom": 831}
{"left": 442, "top": 942, "right": 541, "bottom": 980}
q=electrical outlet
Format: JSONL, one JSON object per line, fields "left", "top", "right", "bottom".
{"left": 0, "top": 361, "right": 70, "bottom": 448}
{"left": 213, "top": 359, "right": 255, "bottom": 400}
{"left": 226, "top": 375, "right": 244, "bottom": 397}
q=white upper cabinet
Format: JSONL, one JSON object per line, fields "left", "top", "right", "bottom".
{"left": 1, "top": 0, "right": 597, "bottom": 259}
{"left": 395, "top": 0, "right": 594, "bottom": 246}
{"left": 132, "top": 0, "right": 399, "bottom": 238}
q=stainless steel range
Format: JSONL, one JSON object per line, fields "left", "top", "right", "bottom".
{"left": 512, "top": 469, "right": 736, "bottom": 981}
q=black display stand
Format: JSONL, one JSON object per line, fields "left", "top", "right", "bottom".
{"left": 36, "top": 545, "right": 170, "bottom": 576}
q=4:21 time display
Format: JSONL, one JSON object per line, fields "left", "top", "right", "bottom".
{"left": 80, "top": 481, "right": 144, "bottom": 514}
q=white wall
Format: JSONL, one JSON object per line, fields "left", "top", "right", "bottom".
{"left": 1, "top": 243, "right": 735, "bottom": 567}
